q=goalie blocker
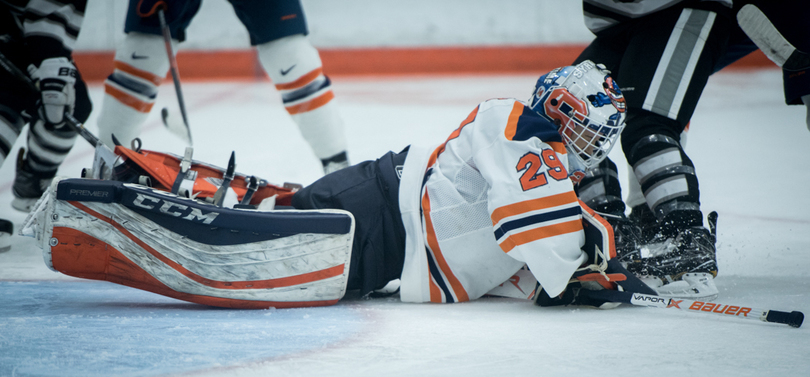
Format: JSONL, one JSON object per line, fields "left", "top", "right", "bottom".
{"left": 25, "top": 178, "right": 355, "bottom": 309}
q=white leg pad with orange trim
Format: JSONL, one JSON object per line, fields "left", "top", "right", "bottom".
{"left": 96, "top": 32, "right": 172, "bottom": 148}
{"left": 258, "top": 35, "right": 347, "bottom": 160}
{"left": 22, "top": 178, "right": 354, "bottom": 309}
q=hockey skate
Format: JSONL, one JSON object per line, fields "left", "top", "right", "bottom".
{"left": 11, "top": 149, "right": 55, "bottom": 213}
{"left": 321, "top": 151, "right": 349, "bottom": 174}
{"left": 621, "top": 212, "right": 719, "bottom": 300}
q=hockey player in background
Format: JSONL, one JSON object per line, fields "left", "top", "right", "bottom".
{"left": 0, "top": 0, "right": 92, "bottom": 235}
{"left": 95, "top": 0, "right": 350, "bottom": 175}
{"left": 571, "top": 0, "right": 734, "bottom": 298}
{"left": 31, "top": 61, "right": 650, "bottom": 309}
{"left": 621, "top": 1, "right": 810, "bottom": 249}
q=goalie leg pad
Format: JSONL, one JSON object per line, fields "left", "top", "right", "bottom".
{"left": 30, "top": 179, "right": 355, "bottom": 309}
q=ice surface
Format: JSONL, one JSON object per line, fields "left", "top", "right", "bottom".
{"left": 1, "top": 70, "right": 808, "bottom": 376}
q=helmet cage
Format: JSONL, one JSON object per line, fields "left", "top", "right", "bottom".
{"left": 558, "top": 108, "right": 624, "bottom": 170}
{"left": 530, "top": 61, "right": 626, "bottom": 169}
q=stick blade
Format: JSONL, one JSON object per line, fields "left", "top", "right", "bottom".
{"left": 737, "top": 4, "right": 795, "bottom": 67}
{"left": 161, "top": 107, "right": 193, "bottom": 145}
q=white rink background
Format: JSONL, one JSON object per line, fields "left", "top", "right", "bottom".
{"left": 1, "top": 69, "right": 809, "bottom": 376}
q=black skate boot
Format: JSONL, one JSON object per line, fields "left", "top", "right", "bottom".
{"left": 623, "top": 211, "right": 719, "bottom": 299}
{"left": 12, "top": 149, "right": 55, "bottom": 213}
{"left": 628, "top": 203, "right": 657, "bottom": 243}
{"left": 321, "top": 151, "right": 349, "bottom": 174}
{"left": 597, "top": 212, "right": 644, "bottom": 263}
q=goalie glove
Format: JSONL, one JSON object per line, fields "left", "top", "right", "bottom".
{"left": 534, "top": 201, "right": 657, "bottom": 308}
{"left": 32, "top": 57, "right": 77, "bottom": 127}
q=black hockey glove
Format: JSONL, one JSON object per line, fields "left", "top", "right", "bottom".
{"left": 534, "top": 201, "right": 656, "bottom": 308}
{"left": 32, "top": 57, "right": 77, "bottom": 128}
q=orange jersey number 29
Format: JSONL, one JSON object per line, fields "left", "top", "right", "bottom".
{"left": 516, "top": 149, "right": 568, "bottom": 191}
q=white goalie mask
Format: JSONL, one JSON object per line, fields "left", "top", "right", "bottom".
{"left": 528, "top": 60, "right": 627, "bottom": 172}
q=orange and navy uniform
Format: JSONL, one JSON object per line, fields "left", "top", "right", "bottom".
{"left": 398, "top": 98, "right": 588, "bottom": 303}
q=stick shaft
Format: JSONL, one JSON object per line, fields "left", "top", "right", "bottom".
{"left": 737, "top": 4, "right": 794, "bottom": 67}
{"left": 583, "top": 290, "right": 803, "bottom": 327}
{"left": 157, "top": 9, "right": 192, "bottom": 144}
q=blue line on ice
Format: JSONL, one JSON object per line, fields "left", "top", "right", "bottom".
{"left": 0, "top": 281, "right": 365, "bottom": 377}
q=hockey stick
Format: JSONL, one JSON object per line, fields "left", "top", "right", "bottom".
{"left": 580, "top": 289, "right": 804, "bottom": 328}
{"left": 737, "top": 4, "right": 810, "bottom": 71}
{"left": 157, "top": 8, "right": 193, "bottom": 145}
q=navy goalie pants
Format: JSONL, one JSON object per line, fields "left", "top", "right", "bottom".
{"left": 291, "top": 148, "right": 408, "bottom": 296}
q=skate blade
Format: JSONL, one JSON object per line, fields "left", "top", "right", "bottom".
{"left": 640, "top": 273, "right": 719, "bottom": 300}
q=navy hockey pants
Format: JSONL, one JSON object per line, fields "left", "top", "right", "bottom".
{"left": 292, "top": 149, "right": 408, "bottom": 296}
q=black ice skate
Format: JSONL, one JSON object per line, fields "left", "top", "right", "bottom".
{"left": 622, "top": 212, "right": 719, "bottom": 299}
{"left": 12, "top": 149, "right": 55, "bottom": 213}
{"left": 321, "top": 151, "right": 349, "bottom": 174}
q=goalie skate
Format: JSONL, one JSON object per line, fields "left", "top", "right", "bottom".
{"left": 623, "top": 215, "right": 719, "bottom": 300}
{"left": 22, "top": 178, "right": 355, "bottom": 309}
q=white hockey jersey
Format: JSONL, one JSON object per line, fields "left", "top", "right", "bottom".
{"left": 398, "top": 98, "right": 588, "bottom": 303}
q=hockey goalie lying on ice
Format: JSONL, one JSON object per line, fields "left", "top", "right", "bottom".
{"left": 20, "top": 61, "right": 719, "bottom": 310}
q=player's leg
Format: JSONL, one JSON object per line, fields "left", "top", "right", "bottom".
{"left": 0, "top": 61, "right": 28, "bottom": 172}
{"left": 572, "top": 26, "right": 644, "bottom": 256}
{"left": 0, "top": 5, "right": 31, "bottom": 230}
{"left": 95, "top": 0, "right": 201, "bottom": 148}
{"left": 0, "top": 3, "right": 92, "bottom": 213}
{"left": 291, "top": 149, "right": 407, "bottom": 295}
{"left": 229, "top": 0, "right": 350, "bottom": 173}
{"left": 0, "top": 59, "right": 25, "bottom": 234}
{"left": 615, "top": 4, "right": 732, "bottom": 294}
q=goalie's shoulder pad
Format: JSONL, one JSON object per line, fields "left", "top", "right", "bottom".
{"left": 35, "top": 178, "right": 355, "bottom": 309}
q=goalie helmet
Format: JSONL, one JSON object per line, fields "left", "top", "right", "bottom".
{"left": 528, "top": 60, "right": 626, "bottom": 170}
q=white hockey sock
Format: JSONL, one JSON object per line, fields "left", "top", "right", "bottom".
{"left": 258, "top": 34, "right": 348, "bottom": 160}
{"left": 95, "top": 32, "right": 171, "bottom": 148}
